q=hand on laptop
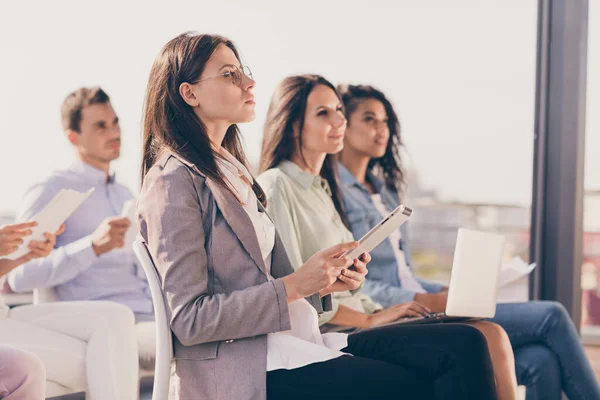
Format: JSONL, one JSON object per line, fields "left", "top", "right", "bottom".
{"left": 367, "top": 301, "right": 431, "bottom": 328}
{"left": 414, "top": 292, "right": 448, "bottom": 313}
{"left": 91, "top": 216, "right": 131, "bottom": 256}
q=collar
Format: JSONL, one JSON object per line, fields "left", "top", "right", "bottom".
{"left": 338, "top": 163, "right": 360, "bottom": 187}
{"left": 215, "top": 147, "right": 253, "bottom": 184}
{"left": 277, "top": 160, "right": 330, "bottom": 193}
{"left": 70, "top": 159, "right": 115, "bottom": 184}
{"left": 158, "top": 148, "right": 253, "bottom": 182}
{"left": 338, "top": 162, "right": 385, "bottom": 195}
{"left": 366, "top": 170, "right": 384, "bottom": 193}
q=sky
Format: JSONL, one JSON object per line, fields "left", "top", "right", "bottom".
{"left": 0, "top": 0, "right": 598, "bottom": 215}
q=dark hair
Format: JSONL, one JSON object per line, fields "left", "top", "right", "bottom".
{"left": 260, "top": 74, "right": 349, "bottom": 228}
{"left": 61, "top": 87, "right": 110, "bottom": 132}
{"left": 337, "top": 84, "right": 405, "bottom": 193}
{"left": 141, "top": 32, "right": 265, "bottom": 204}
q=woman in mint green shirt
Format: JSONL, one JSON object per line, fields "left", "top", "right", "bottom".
{"left": 257, "top": 75, "right": 437, "bottom": 330}
{"left": 257, "top": 75, "right": 520, "bottom": 400}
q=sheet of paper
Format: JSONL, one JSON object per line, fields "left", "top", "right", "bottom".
{"left": 121, "top": 199, "right": 137, "bottom": 253}
{"left": 498, "top": 256, "right": 536, "bottom": 287}
{"left": 3, "top": 188, "right": 95, "bottom": 260}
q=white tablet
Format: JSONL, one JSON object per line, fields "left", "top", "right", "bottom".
{"left": 343, "top": 205, "right": 413, "bottom": 259}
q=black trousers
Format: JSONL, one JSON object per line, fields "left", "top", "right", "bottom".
{"left": 267, "top": 323, "right": 497, "bottom": 400}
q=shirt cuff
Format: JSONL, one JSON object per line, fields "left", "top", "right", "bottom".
{"left": 272, "top": 278, "right": 292, "bottom": 331}
{"left": 322, "top": 294, "right": 332, "bottom": 312}
{"left": 317, "top": 297, "right": 340, "bottom": 326}
{"left": 360, "top": 295, "right": 383, "bottom": 314}
{"left": 64, "top": 236, "right": 98, "bottom": 270}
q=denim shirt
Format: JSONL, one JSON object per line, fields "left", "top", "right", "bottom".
{"left": 338, "top": 163, "right": 444, "bottom": 308}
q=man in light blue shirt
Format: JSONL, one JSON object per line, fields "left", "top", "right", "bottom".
{"left": 8, "top": 87, "right": 153, "bottom": 319}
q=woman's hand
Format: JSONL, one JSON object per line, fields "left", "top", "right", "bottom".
{"left": 323, "top": 253, "right": 370, "bottom": 294}
{"left": 281, "top": 241, "right": 358, "bottom": 303}
{"left": 21, "top": 224, "right": 64, "bottom": 262}
{"left": 367, "top": 301, "right": 431, "bottom": 328}
{"left": 0, "top": 221, "right": 37, "bottom": 257}
{"left": 414, "top": 292, "right": 448, "bottom": 313}
{"left": 0, "top": 223, "right": 64, "bottom": 277}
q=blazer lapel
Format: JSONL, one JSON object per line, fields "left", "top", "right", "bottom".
{"left": 206, "top": 178, "right": 268, "bottom": 277}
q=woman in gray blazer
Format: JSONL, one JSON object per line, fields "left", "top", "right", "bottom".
{"left": 137, "top": 31, "right": 499, "bottom": 400}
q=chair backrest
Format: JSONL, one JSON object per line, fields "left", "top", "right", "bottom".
{"left": 133, "top": 241, "right": 173, "bottom": 400}
{"left": 33, "top": 287, "right": 60, "bottom": 304}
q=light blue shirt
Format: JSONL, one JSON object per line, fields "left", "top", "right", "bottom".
{"left": 8, "top": 160, "right": 153, "bottom": 314}
{"left": 338, "top": 163, "right": 445, "bottom": 307}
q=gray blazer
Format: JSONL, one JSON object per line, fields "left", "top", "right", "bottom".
{"left": 137, "top": 151, "right": 332, "bottom": 400}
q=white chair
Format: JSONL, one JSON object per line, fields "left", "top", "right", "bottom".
{"left": 32, "top": 287, "right": 60, "bottom": 304}
{"left": 133, "top": 241, "right": 173, "bottom": 400}
{"left": 518, "top": 385, "right": 527, "bottom": 400}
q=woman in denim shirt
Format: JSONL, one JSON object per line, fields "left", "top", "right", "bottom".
{"left": 337, "top": 83, "right": 600, "bottom": 400}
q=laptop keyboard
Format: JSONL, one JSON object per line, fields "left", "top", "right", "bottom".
{"left": 424, "top": 312, "right": 446, "bottom": 319}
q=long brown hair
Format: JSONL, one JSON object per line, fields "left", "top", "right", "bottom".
{"left": 337, "top": 84, "right": 405, "bottom": 194}
{"left": 141, "top": 32, "right": 265, "bottom": 204}
{"left": 260, "top": 74, "right": 349, "bottom": 227}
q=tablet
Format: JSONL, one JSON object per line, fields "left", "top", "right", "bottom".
{"left": 343, "top": 205, "right": 413, "bottom": 260}
{"left": 2, "top": 188, "right": 95, "bottom": 260}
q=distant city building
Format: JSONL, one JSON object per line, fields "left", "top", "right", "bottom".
{"left": 404, "top": 169, "right": 531, "bottom": 278}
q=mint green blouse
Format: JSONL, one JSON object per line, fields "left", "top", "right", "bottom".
{"left": 257, "top": 161, "right": 382, "bottom": 326}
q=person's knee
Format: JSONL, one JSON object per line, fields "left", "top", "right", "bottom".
{"left": 92, "top": 301, "right": 136, "bottom": 329}
{"left": 96, "top": 301, "right": 135, "bottom": 320}
{"left": 476, "top": 321, "right": 509, "bottom": 340}
{"left": 473, "top": 322, "right": 514, "bottom": 364}
{"left": 444, "top": 324, "right": 496, "bottom": 378}
{"left": 111, "top": 304, "right": 136, "bottom": 328}
{"left": 25, "top": 353, "right": 46, "bottom": 384}
{"left": 544, "top": 301, "right": 569, "bottom": 321}
{"left": 9, "top": 348, "right": 46, "bottom": 385}
{"left": 534, "top": 301, "right": 571, "bottom": 331}
{"left": 514, "top": 345, "right": 560, "bottom": 387}
{"left": 451, "top": 324, "right": 489, "bottom": 352}
{"left": 531, "top": 300, "right": 567, "bottom": 319}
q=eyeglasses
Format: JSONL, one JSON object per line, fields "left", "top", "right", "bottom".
{"left": 191, "top": 65, "right": 253, "bottom": 88}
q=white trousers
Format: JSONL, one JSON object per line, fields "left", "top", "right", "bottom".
{"left": 0, "top": 301, "right": 139, "bottom": 400}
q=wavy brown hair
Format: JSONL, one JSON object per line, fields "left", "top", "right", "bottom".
{"left": 141, "top": 32, "right": 265, "bottom": 204}
{"left": 337, "top": 84, "right": 405, "bottom": 194}
{"left": 260, "top": 74, "right": 349, "bottom": 227}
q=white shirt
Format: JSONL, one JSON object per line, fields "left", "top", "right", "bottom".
{"left": 371, "top": 194, "right": 426, "bottom": 294}
{"left": 214, "top": 149, "right": 348, "bottom": 371}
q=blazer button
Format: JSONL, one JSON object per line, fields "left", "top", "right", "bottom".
{"left": 225, "top": 339, "right": 234, "bottom": 344}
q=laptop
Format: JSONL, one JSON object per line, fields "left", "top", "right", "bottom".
{"left": 367, "top": 228, "right": 505, "bottom": 328}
